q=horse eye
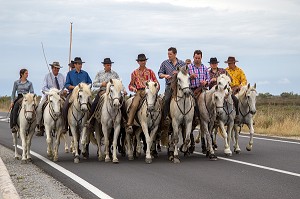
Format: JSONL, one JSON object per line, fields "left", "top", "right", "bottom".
{"left": 50, "top": 100, "right": 53, "bottom": 103}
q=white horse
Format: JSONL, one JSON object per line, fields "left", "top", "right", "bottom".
{"left": 12, "top": 93, "right": 37, "bottom": 163}
{"left": 125, "top": 81, "right": 161, "bottom": 163}
{"left": 93, "top": 79, "right": 124, "bottom": 163}
{"left": 168, "top": 66, "right": 194, "bottom": 163}
{"left": 68, "top": 83, "right": 92, "bottom": 163}
{"left": 232, "top": 83, "right": 257, "bottom": 153}
{"left": 42, "top": 88, "right": 64, "bottom": 161}
{"left": 195, "top": 83, "right": 227, "bottom": 160}
{"left": 211, "top": 74, "right": 234, "bottom": 156}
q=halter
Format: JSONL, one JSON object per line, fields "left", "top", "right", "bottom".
{"left": 71, "top": 90, "right": 88, "bottom": 127}
{"left": 174, "top": 85, "right": 193, "bottom": 116}
{"left": 239, "top": 88, "right": 256, "bottom": 118}
{"left": 23, "top": 100, "right": 37, "bottom": 136}
{"left": 105, "top": 84, "right": 124, "bottom": 124}
{"left": 47, "top": 95, "right": 62, "bottom": 135}
{"left": 204, "top": 90, "right": 224, "bottom": 121}
{"left": 77, "top": 89, "right": 89, "bottom": 110}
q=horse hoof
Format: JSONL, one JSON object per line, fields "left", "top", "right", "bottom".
{"left": 195, "top": 138, "right": 200, "bottom": 144}
{"left": 168, "top": 155, "right": 174, "bottom": 161}
{"left": 113, "top": 159, "right": 119, "bottom": 164}
{"left": 224, "top": 149, "right": 232, "bottom": 156}
{"left": 98, "top": 156, "right": 104, "bottom": 161}
{"left": 235, "top": 150, "right": 241, "bottom": 154}
{"left": 65, "top": 149, "right": 69, "bottom": 153}
{"left": 145, "top": 158, "right": 152, "bottom": 164}
{"left": 15, "top": 156, "right": 21, "bottom": 160}
{"left": 82, "top": 153, "right": 89, "bottom": 160}
{"left": 53, "top": 157, "right": 58, "bottom": 162}
{"left": 21, "top": 159, "right": 27, "bottom": 164}
{"left": 74, "top": 156, "right": 80, "bottom": 163}
{"left": 128, "top": 156, "right": 134, "bottom": 161}
{"left": 209, "top": 154, "right": 218, "bottom": 161}
{"left": 246, "top": 146, "right": 252, "bottom": 151}
{"left": 27, "top": 158, "right": 33, "bottom": 162}
{"left": 173, "top": 156, "right": 180, "bottom": 163}
{"left": 105, "top": 158, "right": 111, "bottom": 162}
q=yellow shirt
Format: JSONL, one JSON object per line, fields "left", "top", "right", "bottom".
{"left": 226, "top": 65, "right": 247, "bottom": 88}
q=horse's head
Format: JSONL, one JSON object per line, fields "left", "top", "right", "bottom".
{"left": 212, "top": 85, "right": 227, "bottom": 116}
{"left": 246, "top": 83, "right": 257, "bottom": 115}
{"left": 145, "top": 81, "right": 159, "bottom": 112}
{"left": 22, "top": 93, "right": 37, "bottom": 120}
{"left": 176, "top": 66, "right": 191, "bottom": 96}
{"left": 71, "top": 83, "right": 92, "bottom": 112}
{"left": 45, "top": 88, "right": 62, "bottom": 117}
{"left": 217, "top": 74, "right": 231, "bottom": 98}
{"left": 107, "top": 79, "right": 124, "bottom": 109}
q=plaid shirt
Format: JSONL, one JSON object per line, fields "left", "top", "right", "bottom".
{"left": 208, "top": 68, "right": 230, "bottom": 89}
{"left": 226, "top": 65, "right": 247, "bottom": 88}
{"left": 93, "top": 70, "right": 120, "bottom": 91}
{"left": 188, "top": 62, "right": 210, "bottom": 88}
{"left": 158, "top": 58, "right": 185, "bottom": 85}
{"left": 129, "top": 67, "right": 159, "bottom": 91}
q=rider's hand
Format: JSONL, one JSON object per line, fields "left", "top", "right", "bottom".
{"left": 165, "top": 75, "right": 172, "bottom": 80}
{"left": 10, "top": 102, "right": 14, "bottom": 109}
{"left": 102, "top": 82, "right": 107, "bottom": 87}
{"left": 190, "top": 73, "right": 197, "bottom": 79}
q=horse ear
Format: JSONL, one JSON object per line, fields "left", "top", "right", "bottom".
{"left": 146, "top": 81, "right": 149, "bottom": 87}
{"left": 254, "top": 83, "right": 256, "bottom": 89}
{"left": 247, "top": 83, "right": 250, "bottom": 89}
{"left": 110, "top": 79, "right": 113, "bottom": 84}
{"left": 224, "top": 85, "right": 227, "bottom": 90}
{"left": 79, "top": 83, "right": 82, "bottom": 90}
{"left": 154, "top": 82, "right": 157, "bottom": 87}
{"left": 215, "top": 85, "right": 219, "bottom": 90}
{"left": 176, "top": 66, "right": 180, "bottom": 71}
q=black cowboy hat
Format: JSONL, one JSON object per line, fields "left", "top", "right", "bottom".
{"left": 224, "top": 56, "right": 238, "bottom": 64}
{"left": 208, "top": 57, "right": 219, "bottom": 64}
{"left": 73, "top": 57, "right": 85, "bottom": 64}
{"left": 49, "top": 61, "right": 63, "bottom": 68}
{"left": 68, "top": 60, "right": 74, "bottom": 67}
{"left": 136, "top": 54, "right": 148, "bottom": 61}
{"left": 101, "top": 58, "right": 114, "bottom": 64}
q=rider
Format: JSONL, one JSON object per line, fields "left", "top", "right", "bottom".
{"left": 125, "top": 54, "right": 159, "bottom": 133}
{"left": 225, "top": 56, "right": 247, "bottom": 118}
{"left": 87, "top": 58, "right": 126, "bottom": 129}
{"left": 61, "top": 57, "right": 92, "bottom": 134}
{"left": 208, "top": 57, "right": 231, "bottom": 89}
{"left": 36, "top": 61, "right": 67, "bottom": 136}
{"left": 10, "top": 68, "right": 34, "bottom": 133}
{"left": 158, "top": 47, "right": 185, "bottom": 128}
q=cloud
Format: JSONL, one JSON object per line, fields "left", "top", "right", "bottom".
{"left": 278, "top": 78, "right": 291, "bottom": 84}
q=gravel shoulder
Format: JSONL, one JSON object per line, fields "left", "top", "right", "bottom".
{"left": 0, "top": 144, "right": 82, "bottom": 199}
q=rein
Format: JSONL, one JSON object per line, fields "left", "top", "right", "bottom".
{"left": 174, "top": 87, "right": 193, "bottom": 116}
{"left": 23, "top": 103, "right": 37, "bottom": 136}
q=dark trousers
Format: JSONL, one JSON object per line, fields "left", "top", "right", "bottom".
{"left": 162, "top": 85, "right": 172, "bottom": 119}
{"left": 10, "top": 94, "right": 23, "bottom": 128}
{"left": 62, "top": 94, "right": 71, "bottom": 130}
{"left": 232, "top": 94, "right": 239, "bottom": 115}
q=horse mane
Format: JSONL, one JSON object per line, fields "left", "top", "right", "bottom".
{"left": 170, "top": 67, "right": 188, "bottom": 98}
{"left": 69, "top": 83, "right": 91, "bottom": 103}
{"left": 106, "top": 79, "right": 123, "bottom": 94}
{"left": 236, "top": 85, "right": 248, "bottom": 98}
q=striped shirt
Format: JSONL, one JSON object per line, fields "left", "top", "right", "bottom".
{"left": 93, "top": 70, "right": 120, "bottom": 91}
{"left": 11, "top": 80, "right": 34, "bottom": 102}
{"left": 129, "top": 67, "right": 159, "bottom": 91}
{"left": 225, "top": 65, "right": 247, "bottom": 88}
{"left": 158, "top": 58, "right": 185, "bottom": 85}
{"left": 42, "top": 72, "right": 66, "bottom": 93}
{"left": 188, "top": 62, "right": 210, "bottom": 88}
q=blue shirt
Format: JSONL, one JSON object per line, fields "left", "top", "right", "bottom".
{"left": 65, "top": 69, "right": 92, "bottom": 92}
{"left": 158, "top": 58, "right": 185, "bottom": 85}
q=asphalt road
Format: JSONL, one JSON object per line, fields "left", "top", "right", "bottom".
{"left": 1, "top": 112, "right": 300, "bottom": 199}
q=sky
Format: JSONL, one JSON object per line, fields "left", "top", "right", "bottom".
{"left": 1, "top": 0, "right": 300, "bottom": 97}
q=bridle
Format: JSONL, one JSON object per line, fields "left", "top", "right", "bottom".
{"left": 22, "top": 99, "right": 37, "bottom": 136}
{"left": 239, "top": 89, "right": 256, "bottom": 117}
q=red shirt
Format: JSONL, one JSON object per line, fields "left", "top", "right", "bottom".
{"left": 128, "top": 67, "right": 159, "bottom": 91}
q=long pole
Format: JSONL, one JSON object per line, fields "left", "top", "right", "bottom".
{"left": 68, "top": 22, "right": 73, "bottom": 71}
{"left": 41, "top": 42, "right": 54, "bottom": 86}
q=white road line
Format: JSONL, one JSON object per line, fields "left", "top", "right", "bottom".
{"left": 17, "top": 145, "right": 113, "bottom": 199}
{"left": 240, "top": 135, "right": 300, "bottom": 145}
{"left": 194, "top": 151, "right": 300, "bottom": 178}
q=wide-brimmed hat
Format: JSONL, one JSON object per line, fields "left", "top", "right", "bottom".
{"left": 68, "top": 60, "right": 74, "bottom": 68}
{"left": 136, "top": 54, "right": 148, "bottom": 61}
{"left": 101, "top": 58, "right": 114, "bottom": 64}
{"left": 73, "top": 57, "right": 85, "bottom": 64}
{"left": 224, "top": 56, "right": 238, "bottom": 64}
{"left": 208, "top": 57, "right": 219, "bottom": 64}
{"left": 49, "top": 61, "right": 62, "bottom": 68}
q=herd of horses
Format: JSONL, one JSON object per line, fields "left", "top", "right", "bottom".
{"left": 12, "top": 66, "right": 257, "bottom": 164}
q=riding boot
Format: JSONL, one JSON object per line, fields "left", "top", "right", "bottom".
{"left": 61, "top": 95, "right": 70, "bottom": 134}
{"left": 10, "top": 101, "right": 20, "bottom": 133}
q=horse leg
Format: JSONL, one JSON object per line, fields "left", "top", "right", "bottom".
{"left": 233, "top": 125, "right": 241, "bottom": 153}
{"left": 172, "top": 121, "right": 180, "bottom": 163}
{"left": 135, "top": 128, "right": 142, "bottom": 158}
{"left": 61, "top": 134, "right": 69, "bottom": 153}
{"left": 94, "top": 123, "right": 104, "bottom": 161}
{"left": 19, "top": 129, "right": 27, "bottom": 163}
{"left": 53, "top": 128, "right": 62, "bottom": 162}
{"left": 183, "top": 121, "right": 193, "bottom": 155}
{"left": 81, "top": 126, "right": 89, "bottom": 159}
{"left": 246, "top": 120, "right": 254, "bottom": 151}
{"left": 26, "top": 129, "right": 35, "bottom": 162}
{"left": 102, "top": 125, "right": 111, "bottom": 162}
{"left": 45, "top": 125, "right": 53, "bottom": 159}
{"left": 219, "top": 122, "right": 232, "bottom": 156}
{"left": 126, "top": 131, "right": 134, "bottom": 160}
{"left": 141, "top": 123, "right": 152, "bottom": 164}
{"left": 70, "top": 126, "right": 80, "bottom": 163}
{"left": 112, "top": 122, "right": 121, "bottom": 163}
{"left": 202, "top": 122, "right": 217, "bottom": 160}
{"left": 12, "top": 133, "right": 21, "bottom": 159}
